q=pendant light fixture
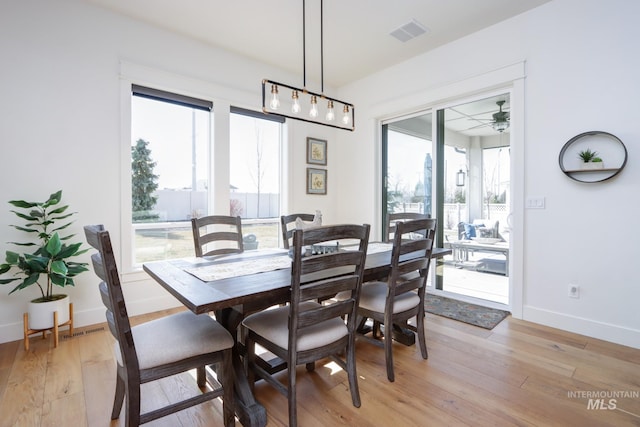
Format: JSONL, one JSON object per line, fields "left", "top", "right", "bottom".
{"left": 262, "top": 0, "right": 355, "bottom": 131}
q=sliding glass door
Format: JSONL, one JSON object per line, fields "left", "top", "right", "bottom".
{"left": 382, "top": 93, "right": 511, "bottom": 307}
{"left": 437, "top": 94, "right": 511, "bottom": 305}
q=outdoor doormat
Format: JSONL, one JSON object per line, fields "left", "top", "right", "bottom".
{"left": 424, "top": 294, "right": 510, "bottom": 329}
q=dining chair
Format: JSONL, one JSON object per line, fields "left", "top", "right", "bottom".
{"left": 242, "top": 223, "right": 370, "bottom": 427}
{"left": 191, "top": 215, "right": 244, "bottom": 257}
{"left": 358, "top": 218, "right": 436, "bottom": 382}
{"left": 385, "top": 212, "right": 430, "bottom": 242}
{"left": 280, "top": 212, "right": 319, "bottom": 249}
{"left": 84, "top": 224, "right": 236, "bottom": 427}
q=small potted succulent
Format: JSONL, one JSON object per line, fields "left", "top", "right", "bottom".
{"left": 0, "top": 190, "right": 88, "bottom": 330}
{"left": 578, "top": 148, "right": 604, "bottom": 169}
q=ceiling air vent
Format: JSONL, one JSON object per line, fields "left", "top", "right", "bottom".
{"left": 390, "top": 19, "right": 429, "bottom": 42}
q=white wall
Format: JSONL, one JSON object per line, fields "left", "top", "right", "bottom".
{"left": 0, "top": 0, "right": 333, "bottom": 342}
{"left": 331, "top": 0, "right": 639, "bottom": 348}
{"left": 0, "top": 0, "right": 638, "bottom": 348}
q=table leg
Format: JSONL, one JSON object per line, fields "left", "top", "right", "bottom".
{"left": 218, "top": 308, "right": 267, "bottom": 427}
{"left": 435, "top": 256, "right": 444, "bottom": 290}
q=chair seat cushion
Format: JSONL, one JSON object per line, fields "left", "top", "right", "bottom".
{"left": 114, "top": 311, "right": 234, "bottom": 370}
{"left": 358, "top": 281, "right": 420, "bottom": 314}
{"left": 242, "top": 301, "right": 348, "bottom": 352}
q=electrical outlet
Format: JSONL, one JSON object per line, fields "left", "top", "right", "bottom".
{"left": 568, "top": 284, "right": 580, "bottom": 299}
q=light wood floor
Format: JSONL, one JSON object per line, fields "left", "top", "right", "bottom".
{"left": 1, "top": 308, "right": 638, "bottom": 427}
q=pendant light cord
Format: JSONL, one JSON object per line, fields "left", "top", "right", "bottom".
{"left": 303, "top": 0, "right": 306, "bottom": 88}
{"left": 302, "top": 0, "right": 324, "bottom": 93}
{"left": 320, "top": 0, "right": 324, "bottom": 94}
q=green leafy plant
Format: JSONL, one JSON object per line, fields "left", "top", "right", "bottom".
{"left": 578, "top": 148, "right": 598, "bottom": 162}
{"left": 0, "top": 190, "right": 88, "bottom": 302}
{"left": 592, "top": 157, "right": 603, "bottom": 163}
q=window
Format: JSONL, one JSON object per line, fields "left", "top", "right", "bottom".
{"left": 130, "top": 86, "right": 212, "bottom": 265}
{"left": 126, "top": 84, "right": 285, "bottom": 271}
{"left": 229, "top": 107, "right": 283, "bottom": 249}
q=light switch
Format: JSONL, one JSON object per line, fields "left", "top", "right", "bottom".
{"left": 526, "top": 197, "right": 545, "bottom": 209}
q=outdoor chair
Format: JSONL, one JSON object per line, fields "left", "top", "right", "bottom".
{"left": 457, "top": 219, "right": 500, "bottom": 240}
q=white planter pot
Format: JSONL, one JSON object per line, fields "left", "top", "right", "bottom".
{"left": 28, "top": 294, "right": 70, "bottom": 330}
{"left": 580, "top": 162, "right": 604, "bottom": 170}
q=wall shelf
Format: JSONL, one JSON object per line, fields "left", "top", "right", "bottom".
{"left": 563, "top": 168, "right": 619, "bottom": 174}
{"left": 558, "top": 131, "right": 627, "bottom": 183}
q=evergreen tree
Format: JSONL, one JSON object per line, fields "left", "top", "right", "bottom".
{"left": 131, "top": 139, "right": 159, "bottom": 217}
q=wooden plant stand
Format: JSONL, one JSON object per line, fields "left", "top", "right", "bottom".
{"left": 23, "top": 303, "right": 74, "bottom": 351}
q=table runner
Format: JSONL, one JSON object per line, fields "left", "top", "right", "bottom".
{"left": 185, "top": 256, "right": 292, "bottom": 282}
{"left": 184, "top": 243, "right": 392, "bottom": 282}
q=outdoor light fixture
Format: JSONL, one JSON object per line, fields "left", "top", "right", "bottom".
{"left": 261, "top": 0, "right": 355, "bottom": 131}
{"left": 456, "top": 169, "right": 466, "bottom": 187}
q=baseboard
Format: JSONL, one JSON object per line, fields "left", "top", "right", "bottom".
{"left": 523, "top": 305, "right": 640, "bottom": 349}
{"left": 0, "top": 294, "right": 180, "bottom": 345}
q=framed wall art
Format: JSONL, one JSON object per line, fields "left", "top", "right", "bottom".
{"left": 306, "top": 168, "right": 327, "bottom": 195}
{"left": 306, "top": 137, "right": 327, "bottom": 165}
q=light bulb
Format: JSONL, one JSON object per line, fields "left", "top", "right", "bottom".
{"left": 269, "top": 84, "right": 280, "bottom": 110}
{"left": 310, "top": 95, "right": 318, "bottom": 118}
{"left": 342, "top": 105, "right": 350, "bottom": 125}
{"left": 325, "top": 100, "right": 335, "bottom": 121}
{"left": 291, "top": 90, "right": 300, "bottom": 114}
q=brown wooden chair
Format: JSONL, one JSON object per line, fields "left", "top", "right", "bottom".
{"left": 280, "top": 213, "right": 315, "bottom": 249}
{"left": 84, "top": 224, "right": 235, "bottom": 427}
{"left": 385, "top": 212, "right": 430, "bottom": 242}
{"left": 243, "top": 224, "right": 370, "bottom": 427}
{"left": 358, "top": 218, "right": 436, "bottom": 382}
{"left": 191, "top": 215, "right": 244, "bottom": 257}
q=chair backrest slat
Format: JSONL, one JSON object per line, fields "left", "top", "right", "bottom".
{"left": 298, "top": 299, "right": 353, "bottom": 329}
{"left": 191, "top": 215, "right": 244, "bottom": 257}
{"left": 90, "top": 253, "right": 106, "bottom": 281}
{"left": 105, "top": 308, "right": 119, "bottom": 340}
{"left": 299, "top": 251, "right": 362, "bottom": 275}
{"left": 98, "top": 281, "right": 113, "bottom": 312}
{"left": 299, "top": 275, "right": 360, "bottom": 302}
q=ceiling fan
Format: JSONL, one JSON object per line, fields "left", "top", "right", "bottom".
{"left": 489, "top": 100, "right": 510, "bottom": 132}
{"left": 463, "top": 100, "right": 510, "bottom": 133}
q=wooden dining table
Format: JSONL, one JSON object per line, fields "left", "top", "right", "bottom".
{"left": 143, "top": 243, "right": 451, "bottom": 427}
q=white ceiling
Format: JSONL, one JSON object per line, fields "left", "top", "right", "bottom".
{"left": 446, "top": 94, "right": 511, "bottom": 136}
{"left": 83, "top": 0, "right": 550, "bottom": 87}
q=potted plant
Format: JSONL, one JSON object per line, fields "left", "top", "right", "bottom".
{"left": 0, "top": 190, "right": 88, "bottom": 330}
{"left": 578, "top": 148, "right": 604, "bottom": 169}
